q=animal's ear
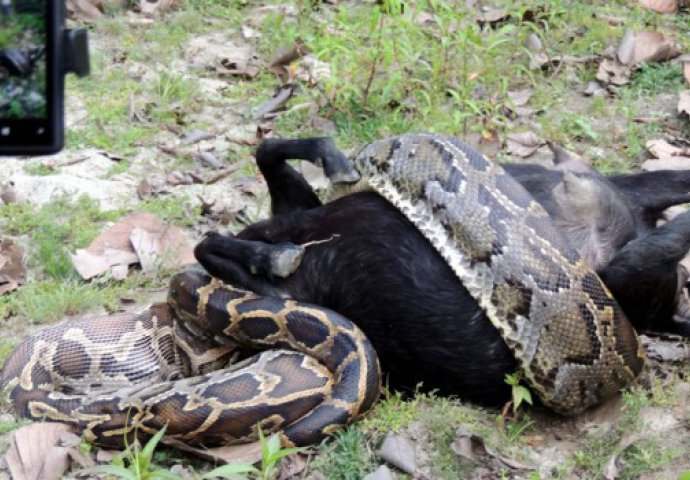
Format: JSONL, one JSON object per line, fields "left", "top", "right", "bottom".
{"left": 548, "top": 142, "right": 593, "bottom": 175}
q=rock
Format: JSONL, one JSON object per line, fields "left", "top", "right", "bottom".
{"left": 378, "top": 432, "right": 416, "bottom": 474}
{"left": 363, "top": 465, "right": 395, "bottom": 480}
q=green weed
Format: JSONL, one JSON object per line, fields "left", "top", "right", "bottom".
{"left": 310, "top": 427, "right": 376, "bottom": 480}
{"left": 0, "top": 196, "right": 120, "bottom": 280}
{"left": 203, "top": 429, "right": 304, "bottom": 480}
{"left": 361, "top": 390, "right": 420, "bottom": 434}
{"left": 86, "top": 427, "right": 182, "bottom": 480}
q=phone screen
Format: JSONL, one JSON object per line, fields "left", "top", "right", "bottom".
{"left": 0, "top": 0, "right": 61, "bottom": 154}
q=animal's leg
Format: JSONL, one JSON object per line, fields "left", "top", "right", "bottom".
{"left": 194, "top": 233, "right": 302, "bottom": 292}
{"left": 256, "top": 137, "right": 359, "bottom": 215}
{"left": 608, "top": 170, "right": 690, "bottom": 227}
{"left": 599, "top": 210, "right": 690, "bottom": 334}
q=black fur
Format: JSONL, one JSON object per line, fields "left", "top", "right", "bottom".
{"left": 195, "top": 137, "right": 690, "bottom": 407}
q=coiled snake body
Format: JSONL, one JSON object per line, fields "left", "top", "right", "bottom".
{"left": 0, "top": 270, "right": 380, "bottom": 447}
{"left": 329, "top": 133, "right": 645, "bottom": 414}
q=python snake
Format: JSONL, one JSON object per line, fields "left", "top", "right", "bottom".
{"left": 0, "top": 269, "right": 381, "bottom": 447}
{"left": 1, "top": 133, "right": 646, "bottom": 449}
{"left": 328, "top": 133, "right": 645, "bottom": 414}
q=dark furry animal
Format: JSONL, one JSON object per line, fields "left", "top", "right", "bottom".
{"left": 196, "top": 137, "right": 690, "bottom": 406}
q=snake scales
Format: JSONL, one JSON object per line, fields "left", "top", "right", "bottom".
{"left": 328, "top": 133, "right": 645, "bottom": 414}
{"left": 0, "top": 269, "right": 380, "bottom": 447}
{"left": 1, "top": 132, "right": 646, "bottom": 448}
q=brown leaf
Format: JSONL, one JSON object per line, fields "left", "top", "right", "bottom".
{"left": 1, "top": 181, "right": 17, "bottom": 205}
{"left": 450, "top": 430, "right": 488, "bottom": 461}
{"left": 603, "top": 434, "right": 640, "bottom": 480}
{"left": 65, "top": 0, "right": 103, "bottom": 21}
{"left": 277, "top": 453, "right": 308, "bottom": 480}
{"left": 5, "top": 423, "right": 75, "bottom": 480}
{"left": 596, "top": 59, "right": 631, "bottom": 86}
{"left": 181, "top": 130, "right": 215, "bottom": 146}
{"left": 476, "top": 7, "right": 509, "bottom": 26}
{"left": 234, "top": 176, "right": 266, "bottom": 197}
{"left": 506, "top": 132, "right": 542, "bottom": 157}
{"left": 162, "top": 438, "right": 263, "bottom": 464}
{"left": 185, "top": 34, "right": 261, "bottom": 79}
{"left": 269, "top": 39, "right": 310, "bottom": 78}
{"left": 507, "top": 88, "right": 533, "bottom": 107}
{"left": 140, "top": 0, "right": 177, "bottom": 16}
{"left": 129, "top": 224, "right": 196, "bottom": 272}
{"left": 70, "top": 213, "right": 195, "bottom": 279}
{"left": 639, "top": 0, "right": 678, "bottom": 13}
{"left": 70, "top": 248, "right": 139, "bottom": 280}
{"left": 583, "top": 81, "right": 606, "bottom": 97}
{"left": 641, "top": 156, "right": 690, "bottom": 171}
{"left": 678, "top": 90, "right": 690, "bottom": 118}
{"left": 618, "top": 30, "right": 681, "bottom": 66}
{"left": 646, "top": 138, "right": 686, "bottom": 158}
{"left": 252, "top": 85, "right": 298, "bottom": 120}
{"left": 195, "top": 150, "right": 223, "bottom": 169}
{"left": 0, "top": 238, "right": 26, "bottom": 295}
{"left": 641, "top": 334, "right": 690, "bottom": 363}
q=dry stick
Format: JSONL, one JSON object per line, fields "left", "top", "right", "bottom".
{"left": 361, "top": 12, "right": 386, "bottom": 107}
{"left": 300, "top": 234, "right": 341, "bottom": 249}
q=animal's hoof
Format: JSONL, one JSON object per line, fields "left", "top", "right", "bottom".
{"left": 269, "top": 243, "right": 305, "bottom": 278}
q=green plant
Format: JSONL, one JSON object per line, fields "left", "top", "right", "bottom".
{"left": 203, "top": 429, "right": 303, "bottom": 480}
{"left": 86, "top": 427, "right": 182, "bottom": 480}
{"left": 504, "top": 372, "right": 533, "bottom": 413}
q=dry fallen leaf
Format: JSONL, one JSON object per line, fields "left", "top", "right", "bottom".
{"left": 641, "top": 156, "right": 690, "bottom": 171}
{"left": 506, "top": 132, "right": 542, "bottom": 157}
{"left": 583, "top": 81, "right": 606, "bottom": 97}
{"left": 277, "top": 453, "right": 308, "bottom": 480}
{"left": 618, "top": 29, "right": 681, "bottom": 66}
{"left": 5, "top": 423, "right": 75, "bottom": 480}
{"left": 0, "top": 238, "right": 26, "bottom": 295}
{"left": 163, "top": 438, "right": 263, "bottom": 464}
{"left": 596, "top": 59, "right": 631, "bottom": 87}
{"left": 603, "top": 433, "right": 641, "bottom": 480}
{"left": 186, "top": 33, "right": 261, "bottom": 79}
{"left": 639, "top": 0, "right": 678, "bottom": 13}
{"left": 252, "top": 84, "right": 298, "bottom": 120}
{"left": 646, "top": 138, "right": 686, "bottom": 158}
{"left": 140, "top": 0, "right": 177, "bottom": 16}
{"left": 65, "top": 0, "right": 103, "bottom": 21}
{"left": 450, "top": 429, "right": 488, "bottom": 461}
{"left": 70, "top": 213, "right": 195, "bottom": 279}
{"left": 678, "top": 90, "right": 690, "bottom": 118}
{"left": 269, "top": 39, "right": 310, "bottom": 79}
{"left": 507, "top": 88, "right": 533, "bottom": 107}
{"left": 641, "top": 334, "right": 690, "bottom": 363}
{"left": 476, "top": 7, "right": 509, "bottom": 26}
{"left": 70, "top": 248, "right": 140, "bottom": 280}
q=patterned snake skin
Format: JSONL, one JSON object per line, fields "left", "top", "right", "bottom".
{"left": 0, "top": 269, "right": 381, "bottom": 447}
{"left": 328, "top": 133, "right": 645, "bottom": 414}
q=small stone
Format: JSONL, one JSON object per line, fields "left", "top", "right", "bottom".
{"left": 363, "top": 465, "right": 394, "bottom": 480}
{"left": 378, "top": 432, "right": 416, "bottom": 474}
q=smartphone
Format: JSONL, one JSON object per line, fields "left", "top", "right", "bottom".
{"left": 0, "top": 0, "right": 63, "bottom": 155}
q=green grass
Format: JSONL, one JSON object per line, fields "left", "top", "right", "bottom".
{"left": 309, "top": 427, "right": 377, "bottom": 480}
{"left": 0, "top": 196, "right": 121, "bottom": 280}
